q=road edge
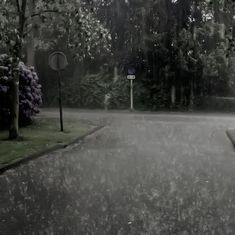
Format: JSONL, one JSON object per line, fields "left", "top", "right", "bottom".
{"left": 0, "top": 125, "right": 105, "bottom": 175}
{"left": 226, "top": 129, "right": 235, "bottom": 148}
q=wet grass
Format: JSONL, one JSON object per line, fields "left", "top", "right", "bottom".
{"left": 0, "top": 118, "right": 93, "bottom": 166}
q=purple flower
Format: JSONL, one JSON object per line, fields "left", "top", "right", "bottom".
{"left": 0, "top": 54, "right": 42, "bottom": 126}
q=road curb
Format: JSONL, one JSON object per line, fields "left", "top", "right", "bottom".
{"left": 226, "top": 129, "right": 235, "bottom": 148}
{"left": 0, "top": 125, "right": 105, "bottom": 175}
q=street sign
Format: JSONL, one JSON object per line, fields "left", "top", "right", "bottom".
{"left": 127, "top": 75, "right": 135, "bottom": 80}
{"left": 48, "top": 51, "right": 68, "bottom": 132}
{"left": 126, "top": 67, "right": 136, "bottom": 111}
{"left": 49, "top": 51, "right": 68, "bottom": 71}
{"left": 128, "top": 68, "right": 135, "bottom": 75}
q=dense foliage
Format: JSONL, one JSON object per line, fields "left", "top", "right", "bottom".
{"left": 86, "top": 0, "right": 235, "bottom": 110}
{"left": 1, "top": 0, "right": 235, "bottom": 116}
{"left": 0, "top": 0, "right": 111, "bottom": 62}
{"left": 0, "top": 55, "right": 42, "bottom": 127}
{"left": 45, "top": 71, "right": 130, "bottom": 109}
{"left": 0, "top": 0, "right": 112, "bottom": 138}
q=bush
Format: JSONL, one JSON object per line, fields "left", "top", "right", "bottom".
{"left": 19, "top": 63, "right": 42, "bottom": 125}
{"left": 60, "top": 73, "right": 134, "bottom": 109}
{"left": 195, "top": 96, "right": 235, "bottom": 112}
{"left": 0, "top": 55, "right": 13, "bottom": 127}
{"left": 60, "top": 73, "right": 107, "bottom": 108}
{"left": 0, "top": 54, "right": 42, "bottom": 127}
{"left": 79, "top": 73, "right": 107, "bottom": 108}
{"left": 44, "top": 72, "right": 151, "bottom": 110}
{"left": 49, "top": 71, "right": 111, "bottom": 109}
{"left": 109, "top": 78, "right": 129, "bottom": 109}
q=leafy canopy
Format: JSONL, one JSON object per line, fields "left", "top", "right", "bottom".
{"left": 0, "top": 0, "right": 111, "bottom": 60}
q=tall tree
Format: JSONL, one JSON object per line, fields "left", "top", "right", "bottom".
{"left": 0, "top": 0, "right": 111, "bottom": 139}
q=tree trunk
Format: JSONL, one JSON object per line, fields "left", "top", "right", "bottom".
{"left": 9, "top": 72, "right": 19, "bottom": 139}
{"left": 180, "top": 86, "right": 184, "bottom": 107}
{"left": 9, "top": 0, "right": 27, "bottom": 139}
{"left": 189, "top": 79, "right": 194, "bottom": 110}
{"left": 113, "top": 64, "right": 118, "bottom": 82}
{"left": 9, "top": 64, "right": 20, "bottom": 140}
{"left": 26, "top": 0, "right": 36, "bottom": 66}
{"left": 233, "top": 15, "right": 235, "bottom": 39}
{"left": 171, "top": 85, "right": 176, "bottom": 107}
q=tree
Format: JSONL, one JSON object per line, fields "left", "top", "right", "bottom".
{"left": 0, "top": 0, "right": 111, "bottom": 139}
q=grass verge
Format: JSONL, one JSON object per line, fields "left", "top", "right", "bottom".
{"left": 0, "top": 118, "right": 95, "bottom": 167}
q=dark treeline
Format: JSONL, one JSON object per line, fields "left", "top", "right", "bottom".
{"left": 36, "top": 0, "right": 235, "bottom": 110}
{"left": 100, "top": 0, "right": 235, "bottom": 108}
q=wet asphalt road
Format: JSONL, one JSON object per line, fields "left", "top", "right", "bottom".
{"left": 1, "top": 110, "right": 235, "bottom": 234}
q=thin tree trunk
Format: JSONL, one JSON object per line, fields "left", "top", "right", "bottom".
{"left": 113, "top": 64, "right": 118, "bottom": 82}
{"left": 9, "top": 71, "right": 19, "bottom": 139}
{"left": 26, "top": 0, "right": 36, "bottom": 66}
{"left": 171, "top": 84, "right": 176, "bottom": 107}
{"left": 180, "top": 86, "right": 184, "bottom": 107}
{"left": 9, "top": 0, "right": 27, "bottom": 139}
{"left": 178, "top": 68, "right": 184, "bottom": 107}
{"left": 189, "top": 78, "right": 194, "bottom": 110}
{"left": 188, "top": 1, "right": 197, "bottom": 111}
{"left": 233, "top": 15, "right": 235, "bottom": 39}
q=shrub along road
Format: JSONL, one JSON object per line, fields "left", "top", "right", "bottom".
{"left": 1, "top": 109, "right": 235, "bottom": 234}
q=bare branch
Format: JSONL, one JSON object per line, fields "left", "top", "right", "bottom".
{"left": 29, "top": 9, "right": 59, "bottom": 19}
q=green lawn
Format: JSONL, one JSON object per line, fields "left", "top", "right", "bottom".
{"left": 0, "top": 118, "right": 94, "bottom": 166}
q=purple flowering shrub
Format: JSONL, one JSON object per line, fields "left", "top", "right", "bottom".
{"left": 0, "top": 55, "right": 12, "bottom": 127}
{"left": 19, "top": 63, "right": 42, "bottom": 125}
{"left": 0, "top": 54, "right": 42, "bottom": 127}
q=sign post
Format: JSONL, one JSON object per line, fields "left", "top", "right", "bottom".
{"left": 57, "top": 70, "right": 63, "bottom": 132}
{"left": 130, "top": 79, "right": 133, "bottom": 110}
{"left": 127, "top": 68, "right": 135, "bottom": 111}
{"left": 49, "top": 51, "right": 68, "bottom": 132}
